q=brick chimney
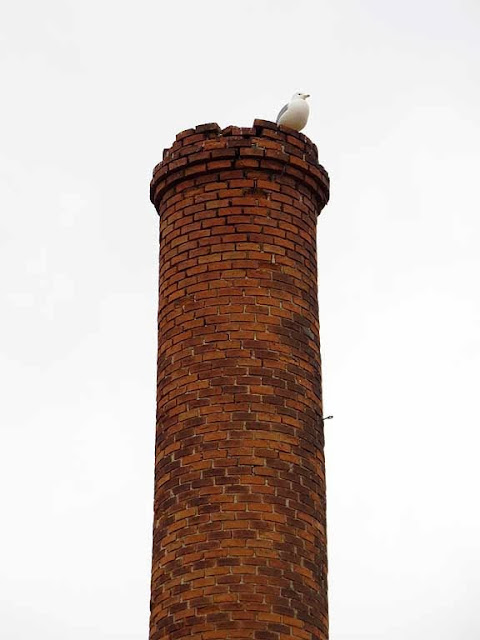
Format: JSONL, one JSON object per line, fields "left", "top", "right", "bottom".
{"left": 149, "top": 120, "right": 330, "bottom": 640}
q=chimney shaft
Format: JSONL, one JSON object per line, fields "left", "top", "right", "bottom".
{"left": 149, "top": 120, "right": 330, "bottom": 640}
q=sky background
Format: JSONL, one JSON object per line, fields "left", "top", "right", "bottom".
{"left": 1, "top": 1, "right": 479, "bottom": 638}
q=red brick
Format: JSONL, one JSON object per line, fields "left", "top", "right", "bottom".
{"left": 149, "top": 121, "right": 330, "bottom": 640}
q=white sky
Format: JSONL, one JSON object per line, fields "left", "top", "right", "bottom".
{"left": 1, "top": 1, "right": 479, "bottom": 638}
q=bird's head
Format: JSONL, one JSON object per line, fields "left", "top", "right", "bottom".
{"left": 292, "top": 92, "right": 310, "bottom": 100}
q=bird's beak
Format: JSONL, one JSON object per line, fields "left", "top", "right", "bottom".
{"left": 304, "top": 94, "right": 310, "bottom": 99}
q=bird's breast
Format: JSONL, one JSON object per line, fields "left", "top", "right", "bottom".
{"left": 278, "top": 100, "right": 310, "bottom": 132}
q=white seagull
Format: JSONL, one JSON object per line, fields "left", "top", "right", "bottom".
{"left": 276, "top": 92, "right": 310, "bottom": 131}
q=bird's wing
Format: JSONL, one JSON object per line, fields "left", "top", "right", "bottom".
{"left": 276, "top": 103, "right": 289, "bottom": 124}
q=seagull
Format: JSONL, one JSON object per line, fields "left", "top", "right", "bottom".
{"left": 276, "top": 92, "right": 310, "bottom": 131}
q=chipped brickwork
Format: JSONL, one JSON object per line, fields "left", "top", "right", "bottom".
{"left": 149, "top": 120, "right": 330, "bottom": 640}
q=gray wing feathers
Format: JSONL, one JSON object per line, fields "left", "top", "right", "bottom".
{"left": 276, "top": 103, "right": 289, "bottom": 124}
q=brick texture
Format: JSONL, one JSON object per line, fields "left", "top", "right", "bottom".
{"left": 149, "top": 120, "right": 330, "bottom": 640}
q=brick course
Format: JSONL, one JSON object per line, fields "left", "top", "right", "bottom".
{"left": 150, "top": 120, "right": 330, "bottom": 640}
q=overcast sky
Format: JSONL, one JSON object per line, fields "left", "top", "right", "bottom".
{"left": 1, "top": 1, "right": 479, "bottom": 638}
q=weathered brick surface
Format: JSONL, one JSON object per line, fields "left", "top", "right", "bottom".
{"left": 149, "top": 121, "right": 330, "bottom": 640}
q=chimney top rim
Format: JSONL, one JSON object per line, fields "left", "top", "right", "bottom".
{"left": 151, "top": 121, "right": 329, "bottom": 211}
